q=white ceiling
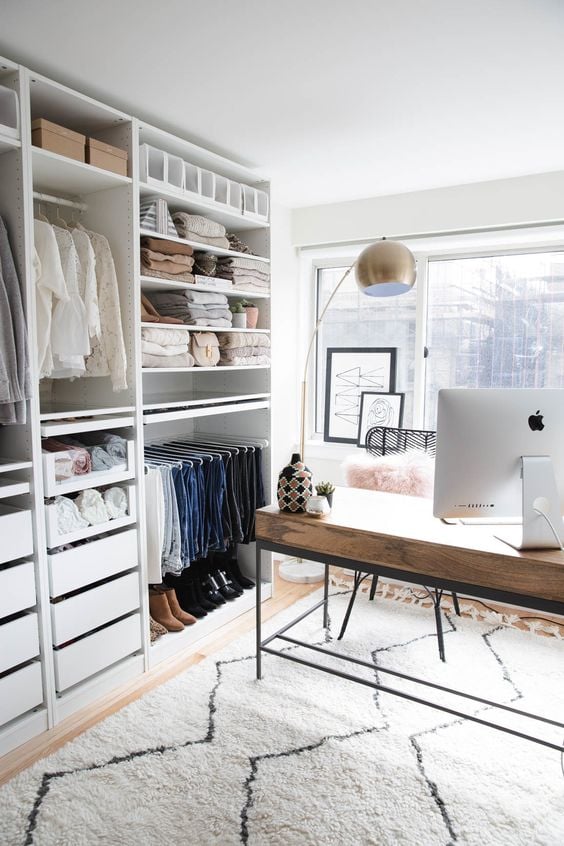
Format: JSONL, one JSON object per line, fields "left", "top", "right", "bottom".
{"left": 2, "top": 0, "right": 563, "bottom": 207}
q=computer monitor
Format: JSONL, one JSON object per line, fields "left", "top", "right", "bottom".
{"left": 433, "top": 388, "right": 564, "bottom": 550}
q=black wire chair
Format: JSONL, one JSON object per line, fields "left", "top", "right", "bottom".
{"left": 338, "top": 426, "right": 460, "bottom": 661}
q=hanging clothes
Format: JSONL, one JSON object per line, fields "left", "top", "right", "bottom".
{"left": 0, "top": 217, "right": 31, "bottom": 424}
{"left": 50, "top": 226, "right": 89, "bottom": 378}
{"left": 71, "top": 227, "right": 100, "bottom": 343}
{"left": 33, "top": 218, "right": 68, "bottom": 379}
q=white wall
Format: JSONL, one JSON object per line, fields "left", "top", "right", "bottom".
{"left": 291, "top": 171, "right": 564, "bottom": 484}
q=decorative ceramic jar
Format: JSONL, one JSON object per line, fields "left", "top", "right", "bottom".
{"left": 277, "top": 453, "right": 313, "bottom": 513}
{"left": 305, "top": 495, "right": 331, "bottom": 518}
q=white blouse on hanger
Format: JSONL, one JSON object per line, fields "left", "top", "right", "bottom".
{"left": 33, "top": 219, "right": 68, "bottom": 379}
{"left": 71, "top": 227, "right": 100, "bottom": 343}
{"left": 51, "top": 226, "right": 90, "bottom": 378}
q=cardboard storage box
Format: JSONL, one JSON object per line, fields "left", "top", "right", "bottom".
{"left": 86, "top": 137, "right": 128, "bottom": 176}
{"left": 31, "top": 118, "right": 85, "bottom": 162}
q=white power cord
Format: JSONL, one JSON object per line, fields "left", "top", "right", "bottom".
{"left": 532, "top": 498, "right": 564, "bottom": 550}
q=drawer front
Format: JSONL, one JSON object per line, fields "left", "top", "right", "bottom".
{"left": 0, "top": 561, "right": 36, "bottom": 618}
{"left": 0, "top": 613, "right": 40, "bottom": 673}
{"left": 0, "top": 662, "right": 43, "bottom": 726}
{"left": 54, "top": 613, "right": 141, "bottom": 692}
{"left": 0, "top": 506, "right": 33, "bottom": 564}
{"left": 51, "top": 572, "right": 140, "bottom": 646}
{"left": 48, "top": 528, "right": 138, "bottom": 596}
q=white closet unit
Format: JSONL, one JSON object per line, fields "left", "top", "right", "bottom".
{"left": 0, "top": 58, "right": 273, "bottom": 758}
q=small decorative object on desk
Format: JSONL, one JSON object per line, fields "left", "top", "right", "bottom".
{"left": 242, "top": 299, "right": 259, "bottom": 329}
{"left": 306, "top": 494, "right": 331, "bottom": 518}
{"left": 315, "top": 481, "right": 335, "bottom": 508}
{"left": 277, "top": 453, "right": 312, "bottom": 513}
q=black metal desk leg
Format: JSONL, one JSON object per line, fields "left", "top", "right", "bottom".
{"left": 323, "top": 564, "right": 329, "bottom": 628}
{"left": 256, "top": 542, "right": 262, "bottom": 680}
{"left": 433, "top": 589, "right": 446, "bottom": 662}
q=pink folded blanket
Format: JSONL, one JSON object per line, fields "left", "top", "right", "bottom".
{"left": 42, "top": 438, "right": 92, "bottom": 477}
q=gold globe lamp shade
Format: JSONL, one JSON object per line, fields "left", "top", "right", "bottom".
{"left": 355, "top": 239, "right": 416, "bottom": 297}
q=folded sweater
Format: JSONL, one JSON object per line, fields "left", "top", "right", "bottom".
{"left": 141, "top": 326, "right": 190, "bottom": 346}
{"left": 219, "top": 332, "right": 270, "bottom": 349}
{"left": 171, "top": 212, "right": 226, "bottom": 239}
{"left": 141, "top": 340, "right": 190, "bottom": 356}
{"left": 142, "top": 351, "right": 195, "bottom": 368}
{"left": 140, "top": 236, "right": 194, "bottom": 257}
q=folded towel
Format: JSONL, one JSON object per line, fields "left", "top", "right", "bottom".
{"left": 219, "top": 333, "right": 271, "bottom": 349}
{"left": 140, "top": 236, "right": 194, "bottom": 257}
{"left": 181, "top": 307, "right": 232, "bottom": 320}
{"left": 141, "top": 326, "right": 190, "bottom": 346}
{"left": 172, "top": 212, "right": 226, "bottom": 239}
{"left": 142, "top": 340, "right": 190, "bottom": 356}
{"left": 142, "top": 352, "right": 195, "bottom": 368}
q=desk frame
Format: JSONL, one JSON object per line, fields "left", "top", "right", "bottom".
{"left": 255, "top": 539, "right": 564, "bottom": 754}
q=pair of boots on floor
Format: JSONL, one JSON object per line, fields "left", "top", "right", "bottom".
{"left": 149, "top": 584, "right": 196, "bottom": 634}
{"left": 164, "top": 552, "right": 254, "bottom": 620}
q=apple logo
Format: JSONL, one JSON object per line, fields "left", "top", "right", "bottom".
{"left": 528, "top": 410, "right": 544, "bottom": 431}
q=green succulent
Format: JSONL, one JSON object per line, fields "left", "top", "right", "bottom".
{"left": 315, "top": 481, "right": 335, "bottom": 495}
{"left": 230, "top": 302, "right": 245, "bottom": 313}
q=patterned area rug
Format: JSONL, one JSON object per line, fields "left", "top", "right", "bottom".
{"left": 1, "top": 588, "right": 564, "bottom": 846}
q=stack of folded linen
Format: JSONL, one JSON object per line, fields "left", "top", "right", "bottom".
{"left": 219, "top": 333, "right": 271, "bottom": 367}
{"left": 140, "top": 236, "right": 195, "bottom": 283}
{"left": 216, "top": 255, "right": 270, "bottom": 293}
{"left": 146, "top": 289, "right": 232, "bottom": 328}
{"left": 141, "top": 325, "right": 195, "bottom": 368}
{"left": 172, "top": 212, "right": 230, "bottom": 249}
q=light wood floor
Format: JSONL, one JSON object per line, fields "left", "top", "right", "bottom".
{"left": 0, "top": 567, "right": 317, "bottom": 787}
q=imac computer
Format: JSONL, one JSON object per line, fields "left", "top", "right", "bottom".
{"left": 433, "top": 388, "right": 564, "bottom": 550}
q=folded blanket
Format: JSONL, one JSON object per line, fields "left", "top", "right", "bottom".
{"left": 174, "top": 230, "right": 230, "bottom": 249}
{"left": 43, "top": 438, "right": 92, "bottom": 476}
{"left": 141, "top": 236, "right": 194, "bottom": 257}
{"left": 172, "top": 212, "right": 226, "bottom": 239}
{"left": 141, "top": 326, "right": 190, "bottom": 346}
{"left": 184, "top": 317, "right": 231, "bottom": 327}
{"left": 142, "top": 352, "right": 195, "bottom": 368}
{"left": 142, "top": 340, "right": 190, "bottom": 356}
{"left": 219, "top": 268, "right": 270, "bottom": 282}
{"left": 218, "top": 255, "right": 269, "bottom": 274}
{"left": 220, "top": 346, "right": 272, "bottom": 360}
{"left": 219, "top": 333, "right": 271, "bottom": 349}
{"left": 218, "top": 353, "right": 271, "bottom": 367}
{"left": 183, "top": 289, "right": 229, "bottom": 306}
{"left": 142, "top": 267, "right": 195, "bottom": 284}
{"left": 149, "top": 290, "right": 228, "bottom": 306}
{"left": 182, "top": 306, "right": 232, "bottom": 320}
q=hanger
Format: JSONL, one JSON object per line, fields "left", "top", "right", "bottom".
{"left": 53, "top": 205, "right": 68, "bottom": 229}
{"left": 35, "top": 201, "right": 49, "bottom": 223}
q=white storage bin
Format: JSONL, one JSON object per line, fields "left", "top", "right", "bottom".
{"left": 242, "top": 184, "right": 269, "bottom": 221}
{"left": 54, "top": 612, "right": 141, "bottom": 692}
{"left": 0, "top": 85, "right": 19, "bottom": 139}
{"left": 0, "top": 662, "right": 43, "bottom": 727}
{"left": 48, "top": 528, "right": 138, "bottom": 597}
{"left": 200, "top": 169, "right": 215, "bottom": 200}
{"left": 51, "top": 571, "right": 140, "bottom": 646}
{"left": 214, "top": 174, "right": 229, "bottom": 205}
{"left": 166, "top": 154, "right": 184, "bottom": 191}
{"left": 0, "top": 505, "right": 33, "bottom": 564}
{"left": 139, "top": 144, "right": 167, "bottom": 184}
{"left": 0, "top": 613, "right": 40, "bottom": 674}
{"left": 42, "top": 440, "right": 135, "bottom": 497}
{"left": 184, "top": 162, "right": 200, "bottom": 195}
{"left": 0, "top": 561, "right": 36, "bottom": 619}
{"left": 227, "top": 180, "right": 242, "bottom": 212}
{"left": 256, "top": 189, "right": 269, "bottom": 219}
{"left": 45, "top": 485, "right": 136, "bottom": 548}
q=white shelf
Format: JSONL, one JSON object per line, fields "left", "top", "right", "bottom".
{"left": 0, "top": 478, "right": 30, "bottom": 498}
{"left": 139, "top": 228, "right": 270, "bottom": 263}
{"left": 149, "top": 581, "right": 271, "bottom": 667}
{"left": 140, "top": 182, "right": 268, "bottom": 231}
{"left": 140, "top": 322, "right": 269, "bottom": 334}
{"left": 0, "top": 132, "right": 21, "bottom": 154}
{"left": 142, "top": 364, "right": 270, "bottom": 373}
{"left": 40, "top": 414, "right": 135, "bottom": 437}
{"left": 143, "top": 399, "right": 270, "bottom": 425}
{"left": 0, "top": 459, "right": 32, "bottom": 474}
{"left": 32, "top": 146, "right": 131, "bottom": 195}
{"left": 143, "top": 391, "right": 270, "bottom": 410}
{"left": 140, "top": 275, "right": 270, "bottom": 298}
{"left": 39, "top": 404, "right": 135, "bottom": 421}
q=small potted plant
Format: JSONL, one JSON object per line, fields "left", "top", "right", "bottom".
{"left": 315, "top": 481, "right": 335, "bottom": 508}
{"left": 230, "top": 302, "right": 247, "bottom": 328}
{"left": 242, "top": 299, "right": 259, "bottom": 329}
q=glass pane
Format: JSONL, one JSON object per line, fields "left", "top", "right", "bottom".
{"left": 425, "top": 251, "right": 564, "bottom": 428}
{"left": 315, "top": 266, "right": 417, "bottom": 439}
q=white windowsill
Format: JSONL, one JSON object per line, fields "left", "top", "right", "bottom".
{"left": 304, "top": 440, "right": 363, "bottom": 461}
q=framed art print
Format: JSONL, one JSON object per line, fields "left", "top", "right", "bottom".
{"left": 356, "top": 391, "right": 405, "bottom": 447}
{"left": 323, "top": 347, "right": 397, "bottom": 444}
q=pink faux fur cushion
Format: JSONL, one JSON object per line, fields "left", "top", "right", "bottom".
{"left": 342, "top": 451, "right": 434, "bottom": 498}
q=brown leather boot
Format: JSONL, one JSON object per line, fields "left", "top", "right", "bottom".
{"left": 149, "top": 590, "right": 184, "bottom": 631}
{"left": 165, "top": 587, "right": 197, "bottom": 625}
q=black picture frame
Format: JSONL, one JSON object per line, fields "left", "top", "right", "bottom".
{"left": 356, "top": 391, "right": 405, "bottom": 447}
{"left": 323, "top": 347, "right": 397, "bottom": 444}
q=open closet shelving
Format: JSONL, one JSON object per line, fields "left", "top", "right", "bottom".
{"left": 0, "top": 57, "right": 273, "bottom": 757}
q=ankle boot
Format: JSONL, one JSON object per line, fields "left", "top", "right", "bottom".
{"left": 202, "top": 572, "right": 226, "bottom": 605}
{"left": 150, "top": 617, "right": 168, "bottom": 642}
{"left": 149, "top": 591, "right": 184, "bottom": 632}
{"left": 192, "top": 575, "right": 218, "bottom": 611}
{"left": 228, "top": 557, "right": 255, "bottom": 590}
{"left": 177, "top": 578, "right": 208, "bottom": 618}
{"left": 214, "top": 569, "right": 242, "bottom": 600}
{"left": 165, "top": 588, "right": 197, "bottom": 625}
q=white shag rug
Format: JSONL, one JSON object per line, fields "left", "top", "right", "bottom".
{"left": 1, "top": 588, "right": 564, "bottom": 846}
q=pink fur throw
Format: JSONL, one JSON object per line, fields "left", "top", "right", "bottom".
{"left": 342, "top": 450, "right": 434, "bottom": 499}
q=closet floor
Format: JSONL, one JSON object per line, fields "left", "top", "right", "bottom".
{"left": 0, "top": 564, "right": 316, "bottom": 787}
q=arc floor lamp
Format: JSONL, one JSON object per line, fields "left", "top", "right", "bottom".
{"left": 280, "top": 238, "right": 418, "bottom": 584}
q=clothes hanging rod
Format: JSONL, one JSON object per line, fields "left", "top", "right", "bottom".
{"left": 33, "top": 191, "right": 87, "bottom": 211}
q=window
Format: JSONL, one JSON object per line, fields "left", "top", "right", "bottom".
{"left": 311, "top": 237, "right": 564, "bottom": 444}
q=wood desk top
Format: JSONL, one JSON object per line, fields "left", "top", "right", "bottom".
{"left": 256, "top": 487, "right": 564, "bottom": 604}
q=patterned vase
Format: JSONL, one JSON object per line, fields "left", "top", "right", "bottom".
{"left": 277, "top": 453, "right": 313, "bottom": 513}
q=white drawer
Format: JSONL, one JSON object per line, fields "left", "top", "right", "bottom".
{"left": 0, "top": 505, "right": 33, "bottom": 564}
{"left": 0, "top": 561, "right": 36, "bottom": 618}
{"left": 45, "top": 485, "right": 136, "bottom": 547}
{"left": 48, "top": 528, "right": 138, "bottom": 597}
{"left": 54, "top": 613, "right": 141, "bottom": 692}
{"left": 42, "top": 440, "right": 135, "bottom": 496}
{"left": 0, "top": 662, "right": 43, "bottom": 727}
{"left": 51, "top": 572, "right": 140, "bottom": 646}
{"left": 0, "top": 613, "right": 40, "bottom": 673}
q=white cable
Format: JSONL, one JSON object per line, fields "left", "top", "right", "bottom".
{"left": 532, "top": 505, "right": 564, "bottom": 550}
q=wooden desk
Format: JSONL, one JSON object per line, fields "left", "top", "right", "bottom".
{"left": 254, "top": 487, "right": 564, "bottom": 752}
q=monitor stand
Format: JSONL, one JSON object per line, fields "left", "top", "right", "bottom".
{"left": 495, "top": 455, "right": 564, "bottom": 550}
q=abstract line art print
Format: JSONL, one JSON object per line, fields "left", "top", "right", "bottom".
{"left": 356, "top": 391, "right": 405, "bottom": 446}
{"left": 323, "top": 347, "right": 397, "bottom": 443}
